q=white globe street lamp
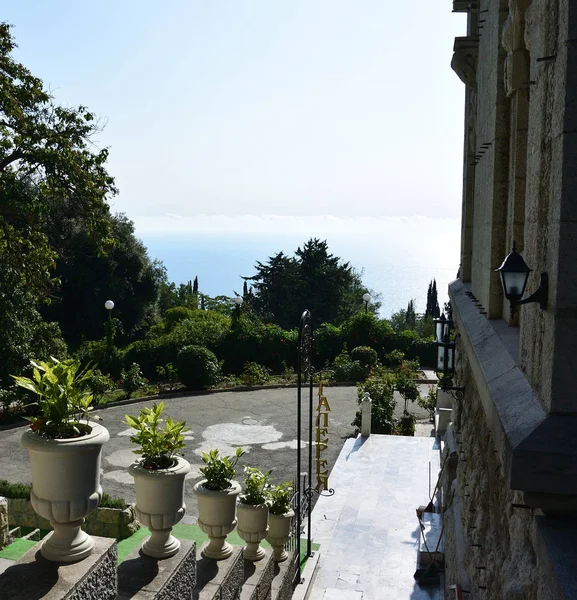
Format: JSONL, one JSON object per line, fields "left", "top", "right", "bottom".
{"left": 362, "top": 293, "right": 371, "bottom": 313}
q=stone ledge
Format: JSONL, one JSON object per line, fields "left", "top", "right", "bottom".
{"left": 450, "top": 279, "right": 577, "bottom": 501}
{"left": 194, "top": 545, "right": 244, "bottom": 600}
{"left": 117, "top": 539, "right": 196, "bottom": 600}
{"left": 0, "top": 536, "right": 117, "bottom": 600}
{"left": 533, "top": 516, "right": 577, "bottom": 600}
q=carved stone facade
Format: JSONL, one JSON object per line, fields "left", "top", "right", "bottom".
{"left": 446, "top": 0, "right": 577, "bottom": 598}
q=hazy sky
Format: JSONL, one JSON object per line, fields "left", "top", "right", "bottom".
{"left": 5, "top": 1, "right": 466, "bottom": 234}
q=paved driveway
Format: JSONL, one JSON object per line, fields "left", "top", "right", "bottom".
{"left": 0, "top": 385, "right": 434, "bottom": 519}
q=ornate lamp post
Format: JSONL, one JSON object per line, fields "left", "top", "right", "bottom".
{"left": 362, "top": 293, "right": 371, "bottom": 313}
{"left": 104, "top": 300, "right": 115, "bottom": 354}
{"left": 233, "top": 295, "right": 243, "bottom": 318}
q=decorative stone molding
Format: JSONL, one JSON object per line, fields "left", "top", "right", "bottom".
{"left": 451, "top": 37, "right": 479, "bottom": 89}
{"left": 453, "top": 0, "right": 480, "bottom": 12}
{"left": 502, "top": 0, "right": 531, "bottom": 96}
{"left": 449, "top": 279, "right": 577, "bottom": 513}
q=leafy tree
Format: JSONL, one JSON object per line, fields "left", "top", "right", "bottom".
{"left": 245, "top": 239, "right": 377, "bottom": 329}
{"left": 405, "top": 299, "right": 417, "bottom": 329}
{"left": 425, "top": 280, "right": 440, "bottom": 319}
{"left": 0, "top": 24, "right": 116, "bottom": 384}
{"left": 41, "top": 213, "right": 162, "bottom": 348}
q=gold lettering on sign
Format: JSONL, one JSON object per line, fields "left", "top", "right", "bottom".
{"left": 316, "top": 382, "right": 331, "bottom": 490}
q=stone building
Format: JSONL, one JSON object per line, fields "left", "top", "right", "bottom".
{"left": 444, "top": 0, "right": 577, "bottom": 598}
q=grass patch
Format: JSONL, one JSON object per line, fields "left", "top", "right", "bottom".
{"left": 0, "top": 538, "right": 37, "bottom": 560}
{"left": 116, "top": 522, "right": 319, "bottom": 567}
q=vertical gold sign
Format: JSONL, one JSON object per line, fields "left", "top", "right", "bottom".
{"left": 316, "top": 381, "right": 331, "bottom": 490}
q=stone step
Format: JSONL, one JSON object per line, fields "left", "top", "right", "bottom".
{"left": 271, "top": 551, "right": 298, "bottom": 600}
{"left": 193, "top": 544, "right": 244, "bottom": 600}
{"left": 0, "top": 536, "right": 117, "bottom": 600}
{"left": 419, "top": 512, "right": 444, "bottom": 566}
{"left": 240, "top": 549, "right": 275, "bottom": 600}
{"left": 21, "top": 528, "right": 41, "bottom": 541}
{"left": 117, "top": 539, "right": 196, "bottom": 600}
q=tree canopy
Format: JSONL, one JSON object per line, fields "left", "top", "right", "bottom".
{"left": 244, "top": 238, "right": 377, "bottom": 329}
{"left": 0, "top": 24, "right": 158, "bottom": 384}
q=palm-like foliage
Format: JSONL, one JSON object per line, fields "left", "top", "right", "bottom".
{"left": 124, "top": 402, "right": 189, "bottom": 470}
{"left": 12, "top": 358, "right": 95, "bottom": 438}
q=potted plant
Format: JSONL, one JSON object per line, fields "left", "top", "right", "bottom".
{"left": 125, "top": 402, "right": 190, "bottom": 558}
{"left": 237, "top": 466, "right": 272, "bottom": 561}
{"left": 265, "top": 482, "right": 294, "bottom": 562}
{"left": 193, "top": 447, "right": 244, "bottom": 560}
{"left": 15, "top": 358, "right": 110, "bottom": 562}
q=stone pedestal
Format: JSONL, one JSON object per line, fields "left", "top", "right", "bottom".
{"left": 0, "top": 535, "right": 117, "bottom": 600}
{"left": 117, "top": 539, "right": 196, "bottom": 600}
{"left": 435, "top": 408, "right": 452, "bottom": 437}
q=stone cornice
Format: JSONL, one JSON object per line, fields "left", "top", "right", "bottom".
{"left": 449, "top": 279, "right": 577, "bottom": 505}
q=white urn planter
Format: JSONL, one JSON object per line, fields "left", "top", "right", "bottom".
{"left": 237, "top": 502, "right": 269, "bottom": 561}
{"left": 128, "top": 456, "right": 190, "bottom": 558}
{"left": 193, "top": 480, "right": 241, "bottom": 560}
{"left": 266, "top": 510, "right": 294, "bottom": 562}
{"left": 21, "top": 421, "right": 110, "bottom": 563}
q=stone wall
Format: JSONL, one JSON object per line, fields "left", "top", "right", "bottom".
{"left": 0, "top": 497, "right": 8, "bottom": 549}
{"left": 7, "top": 498, "right": 139, "bottom": 540}
{"left": 469, "top": 0, "right": 510, "bottom": 318}
{"left": 441, "top": 348, "right": 569, "bottom": 599}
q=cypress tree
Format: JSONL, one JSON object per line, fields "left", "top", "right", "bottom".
{"left": 193, "top": 276, "right": 198, "bottom": 294}
{"left": 431, "top": 279, "right": 440, "bottom": 317}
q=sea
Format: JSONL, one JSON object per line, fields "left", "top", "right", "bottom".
{"left": 137, "top": 215, "right": 461, "bottom": 319}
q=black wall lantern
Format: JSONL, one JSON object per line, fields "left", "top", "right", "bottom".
{"left": 495, "top": 242, "right": 548, "bottom": 317}
{"left": 434, "top": 310, "right": 465, "bottom": 400}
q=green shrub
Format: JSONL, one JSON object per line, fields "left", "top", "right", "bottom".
{"left": 124, "top": 402, "right": 189, "bottom": 469}
{"left": 0, "top": 386, "right": 20, "bottom": 418}
{"left": 314, "top": 323, "right": 344, "bottom": 367}
{"left": 267, "top": 482, "right": 293, "bottom": 515}
{"left": 241, "top": 362, "right": 269, "bottom": 386}
{"left": 216, "top": 318, "right": 298, "bottom": 375}
{"left": 12, "top": 358, "right": 96, "bottom": 438}
{"left": 0, "top": 479, "right": 32, "bottom": 499}
{"left": 121, "top": 363, "right": 147, "bottom": 397}
{"left": 332, "top": 345, "right": 370, "bottom": 382}
{"left": 77, "top": 339, "right": 123, "bottom": 378}
{"left": 396, "top": 412, "right": 416, "bottom": 436}
{"left": 177, "top": 345, "right": 221, "bottom": 390}
{"left": 239, "top": 466, "right": 272, "bottom": 505}
{"left": 350, "top": 346, "right": 378, "bottom": 367}
{"left": 156, "top": 363, "right": 179, "bottom": 392}
{"left": 123, "top": 337, "right": 182, "bottom": 380}
{"left": 200, "top": 448, "right": 244, "bottom": 491}
{"left": 170, "top": 310, "right": 231, "bottom": 350}
{"left": 100, "top": 493, "right": 127, "bottom": 509}
{"left": 84, "top": 369, "right": 115, "bottom": 405}
{"left": 0, "top": 479, "right": 127, "bottom": 508}
{"left": 418, "top": 386, "right": 437, "bottom": 421}
{"left": 352, "top": 373, "right": 396, "bottom": 434}
{"left": 163, "top": 306, "right": 196, "bottom": 331}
